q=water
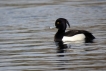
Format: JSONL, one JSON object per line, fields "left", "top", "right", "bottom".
{"left": 0, "top": 0, "right": 106, "bottom": 71}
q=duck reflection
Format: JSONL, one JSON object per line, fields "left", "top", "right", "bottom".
{"left": 55, "top": 41, "right": 70, "bottom": 57}
{"left": 55, "top": 41, "right": 70, "bottom": 70}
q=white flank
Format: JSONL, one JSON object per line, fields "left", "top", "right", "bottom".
{"left": 62, "top": 34, "right": 85, "bottom": 42}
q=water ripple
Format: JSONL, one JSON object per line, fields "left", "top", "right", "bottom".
{"left": 0, "top": 0, "right": 106, "bottom": 71}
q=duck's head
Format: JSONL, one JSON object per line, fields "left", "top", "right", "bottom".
{"left": 55, "top": 18, "right": 70, "bottom": 30}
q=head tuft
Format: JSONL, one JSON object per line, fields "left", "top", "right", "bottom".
{"left": 55, "top": 18, "right": 70, "bottom": 30}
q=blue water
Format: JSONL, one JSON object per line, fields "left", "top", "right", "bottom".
{"left": 0, "top": 0, "right": 106, "bottom": 71}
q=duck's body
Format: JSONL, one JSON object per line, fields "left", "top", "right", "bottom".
{"left": 54, "top": 18, "right": 95, "bottom": 43}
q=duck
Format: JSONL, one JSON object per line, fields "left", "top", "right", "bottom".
{"left": 54, "top": 18, "right": 95, "bottom": 43}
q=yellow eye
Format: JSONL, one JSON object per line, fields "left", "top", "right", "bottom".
{"left": 57, "top": 22, "right": 60, "bottom": 24}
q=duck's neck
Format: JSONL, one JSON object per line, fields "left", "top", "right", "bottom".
{"left": 55, "top": 30, "right": 65, "bottom": 41}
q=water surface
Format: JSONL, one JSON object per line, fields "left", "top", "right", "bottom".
{"left": 0, "top": 0, "right": 106, "bottom": 71}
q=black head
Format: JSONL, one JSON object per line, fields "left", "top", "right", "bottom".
{"left": 55, "top": 18, "right": 70, "bottom": 30}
